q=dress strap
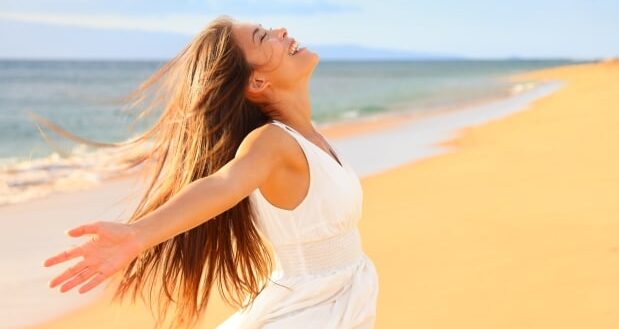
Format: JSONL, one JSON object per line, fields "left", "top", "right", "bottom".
{"left": 269, "top": 120, "right": 317, "bottom": 160}
{"left": 270, "top": 119, "right": 345, "bottom": 169}
{"left": 270, "top": 119, "right": 297, "bottom": 135}
{"left": 252, "top": 120, "right": 316, "bottom": 213}
{"left": 269, "top": 120, "right": 312, "bottom": 156}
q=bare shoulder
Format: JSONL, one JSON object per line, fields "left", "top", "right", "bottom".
{"left": 235, "top": 122, "right": 300, "bottom": 168}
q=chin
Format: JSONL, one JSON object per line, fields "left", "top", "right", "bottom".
{"left": 295, "top": 55, "right": 317, "bottom": 75}
{"left": 308, "top": 51, "right": 320, "bottom": 68}
{"left": 305, "top": 60, "right": 319, "bottom": 78}
{"left": 309, "top": 49, "right": 320, "bottom": 62}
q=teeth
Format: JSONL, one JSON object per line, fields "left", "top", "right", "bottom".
{"left": 289, "top": 41, "right": 300, "bottom": 56}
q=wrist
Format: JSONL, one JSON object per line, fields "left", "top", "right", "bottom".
{"left": 127, "top": 221, "right": 151, "bottom": 254}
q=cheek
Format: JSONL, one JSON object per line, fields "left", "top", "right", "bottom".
{"left": 258, "top": 43, "right": 286, "bottom": 69}
{"left": 263, "top": 41, "right": 286, "bottom": 59}
{"left": 264, "top": 42, "right": 311, "bottom": 84}
{"left": 268, "top": 44, "right": 296, "bottom": 76}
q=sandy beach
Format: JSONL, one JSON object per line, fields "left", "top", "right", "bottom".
{"left": 17, "top": 60, "right": 619, "bottom": 328}
{"left": 361, "top": 60, "right": 619, "bottom": 328}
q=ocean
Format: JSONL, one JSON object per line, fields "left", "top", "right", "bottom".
{"left": 0, "top": 59, "right": 578, "bottom": 205}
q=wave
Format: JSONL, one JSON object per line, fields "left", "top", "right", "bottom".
{"left": 0, "top": 140, "right": 151, "bottom": 206}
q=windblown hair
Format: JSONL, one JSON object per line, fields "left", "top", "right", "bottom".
{"left": 32, "top": 15, "right": 277, "bottom": 329}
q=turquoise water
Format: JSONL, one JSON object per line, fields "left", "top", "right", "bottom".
{"left": 0, "top": 59, "right": 577, "bottom": 162}
{"left": 0, "top": 59, "right": 581, "bottom": 205}
{"left": 310, "top": 60, "right": 570, "bottom": 121}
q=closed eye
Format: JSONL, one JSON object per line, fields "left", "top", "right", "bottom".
{"left": 260, "top": 28, "right": 271, "bottom": 44}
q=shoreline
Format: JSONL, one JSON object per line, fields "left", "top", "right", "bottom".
{"left": 7, "top": 62, "right": 587, "bottom": 328}
{"left": 317, "top": 75, "right": 543, "bottom": 138}
{"left": 1, "top": 70, "right": 548, "bottom": 209}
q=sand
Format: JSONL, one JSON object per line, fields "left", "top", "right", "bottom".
{"left": 27, "top": 60, "right": 619, "bottom": 328}
{"left": 360, "top": 60, "right": 619, "bottom": 328}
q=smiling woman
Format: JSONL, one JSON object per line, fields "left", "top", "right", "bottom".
{"left": 40, "top": 15, "right": 378, "bottom": 329}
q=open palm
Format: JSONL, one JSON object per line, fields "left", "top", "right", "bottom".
{"left": 43, "top": 221, "right": 144, "bottom": 294}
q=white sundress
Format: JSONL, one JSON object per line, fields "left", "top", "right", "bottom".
{"left": 216, "top": 119, "right": 379, "bottom": 329}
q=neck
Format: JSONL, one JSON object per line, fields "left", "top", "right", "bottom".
{"left": 267, "top": 82, "right": 317, "bottom": 136}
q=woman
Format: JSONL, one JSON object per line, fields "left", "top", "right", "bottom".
{"left": 42, "top": 15, "right": 379, "bottom": 329}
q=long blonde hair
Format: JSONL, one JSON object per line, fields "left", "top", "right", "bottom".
{"left": 33, "top": 15, "right": 275, "bottom": 328}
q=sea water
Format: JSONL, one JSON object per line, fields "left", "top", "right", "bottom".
{"left": 0, "top": 59, "right": 579, "bottom": 205}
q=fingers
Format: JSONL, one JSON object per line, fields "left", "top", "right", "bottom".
{"left": 59, "top": 266, "right": 100, "bottom": 293}
{"left": 66, "top": 222, "right": 100, "bottom": 237}
{"left": 44, "top": 222, "right": 100, "bottom": 267}
{"left": 78, "top": 270, "right": 108, "bottom": 294}
{"left": 48, "top": 260, "right": 88, "bottom": 288}
{"left": 43, "top": 245, "right": 84, "bottom": 267}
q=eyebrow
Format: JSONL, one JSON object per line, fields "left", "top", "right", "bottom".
{"left": 252, "top": 24, "right": 262, "bottom": 44}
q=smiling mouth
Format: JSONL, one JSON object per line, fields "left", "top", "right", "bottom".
{"left": 288, "top": 40, "right": 301, "bottom": 56}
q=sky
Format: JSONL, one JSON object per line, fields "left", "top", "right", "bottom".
{"left": 0, "top": 0, "right": 617, "bottom": 60}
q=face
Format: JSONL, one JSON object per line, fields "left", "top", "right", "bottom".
{"left": 231, "top": 21, "right": 319, "bottom": 97}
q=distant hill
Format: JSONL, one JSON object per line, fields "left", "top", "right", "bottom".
{"left": 308, "top": 44, "right": 463, "bottom": 60}
{"left": 0, "top": 20, "right": 462, "bottom": 61}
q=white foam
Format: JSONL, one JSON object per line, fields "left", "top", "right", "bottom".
{"left": 0, "top": 139, "right": 152, "bottom": 206}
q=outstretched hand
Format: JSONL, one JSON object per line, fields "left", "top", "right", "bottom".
{"left": 43, "top": 221, "right": 144, "bottom": 294}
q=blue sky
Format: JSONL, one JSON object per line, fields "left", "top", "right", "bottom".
{"left": 0, "top": 0, "right": 617, "bottom": 60}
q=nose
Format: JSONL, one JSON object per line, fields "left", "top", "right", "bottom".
{"left": 276, "top": 27, "right": 288, "bottom": 40}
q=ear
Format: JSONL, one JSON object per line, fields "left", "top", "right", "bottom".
{"left": 247, "top": 74, "right": 271, "bottom": 95}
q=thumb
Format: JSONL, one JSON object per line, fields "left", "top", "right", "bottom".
{"left": 66, "top": 222, "right": 100, "bottom": 237}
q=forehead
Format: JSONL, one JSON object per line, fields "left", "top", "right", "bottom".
{"left": 232, "top": 22, "right": 267, "bottom": 65}
{"left": 232, "top": 22, "right": 262, "bottom": 46}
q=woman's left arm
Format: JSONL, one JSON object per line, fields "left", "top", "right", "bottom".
{"left": 128, "top": 124, "right": 288, "bottom": 252}
{"left": 43, "top": 125, "right": 289, "bottom": 294}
